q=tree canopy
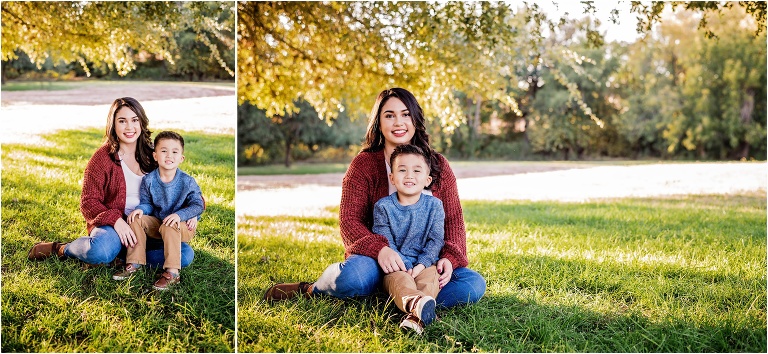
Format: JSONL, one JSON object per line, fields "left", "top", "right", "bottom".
{"left": 1, "top": 1, "right": 234, "bottom": 78}
{"left": 628, "top": 1, "right": 766, "bottom": 38}
{"left": 238, "top": 1, "right": 529, "bottom": 126}
{"left": 237, "top": 1, "right": 766, "bottom": 163}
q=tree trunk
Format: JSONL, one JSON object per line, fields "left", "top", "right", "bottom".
{"left": 284, "top": 140, "right": 292, "bottom": 167}
{"left": 740, "top": 88, "right": 755, "bottom": 124}
{"left": 472, "top": 95, "right": 482, "bottom": 157}
{"left": 731, "top": 88, "right": 756, "bottom": 159}
{"left": 732, "top": 141, "right": 750, "bottom": 160}
{"left": 465, "top": 95, "right": 482, "bottom": 158}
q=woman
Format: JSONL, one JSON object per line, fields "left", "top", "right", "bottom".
{"left": 264, "top": 88, "right": 486, "bottom": 307}
{"left": 28, "top": 97, "right": 194, "bottom": 269}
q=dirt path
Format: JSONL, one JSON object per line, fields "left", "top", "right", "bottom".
{"left": 237, "top": 162, "right": 767, "bottom": 217}
{"left": 237, "top": 162, "right": 595, "bottom": 190}
{"left": 1, "top": 81, "right": 234, "bottom": 106}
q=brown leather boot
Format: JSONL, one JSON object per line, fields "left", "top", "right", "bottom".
{"left": 263, "top": 282, "right": 314, "bottom": 301}
{"left": 27, "top": 242, "right": 68, "bottom": 261}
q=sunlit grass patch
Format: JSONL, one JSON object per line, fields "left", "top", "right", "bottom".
{"left": 238, "top": 193, "right": 766, "bottom": 352}
{"left": 1, "top": 128, "right": 235, "bottom": 352}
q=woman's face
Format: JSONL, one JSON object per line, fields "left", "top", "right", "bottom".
{"left": 113, "top": 106, "right": 142, "bottom": 146}
{"left": 379, "top": 97, "right": 415, "bottom": 150}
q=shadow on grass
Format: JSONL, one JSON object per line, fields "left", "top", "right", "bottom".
{"left": 2, "top": 248, "right": 234, "bottom": 352}
{"left": 1, "top": 128, "right": 235, "bottom": 352}
{"left": 438, "top": 290, "right": 765, "bottom": 352}
{"left": 237, "top": 196, "right": 766, "bottom": 352}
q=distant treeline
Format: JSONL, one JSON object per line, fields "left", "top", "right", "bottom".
{"left": 3, "top": 42, "right": 233, "bottom": 82}
{"left": 238, "top": 5, "right": 766, "bottom": 165}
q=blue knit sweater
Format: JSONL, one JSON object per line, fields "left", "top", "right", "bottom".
{"left": 136, "top": 168, "right": 204, "bottom": 222}
{"left": 372, "top": 192, "right": 445, "bottom": 269}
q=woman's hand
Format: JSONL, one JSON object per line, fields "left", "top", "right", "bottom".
{"left": 437, "top": 258, "right": 453, "bottom": 289}
{"left": 186, "top": 218, "right": 198, "bottom": 231}
{"left": 114, "top": 218, "right": 137, "bottom": 248}
{"left": 377, "top": 246, "right": 406, "bottom": 274}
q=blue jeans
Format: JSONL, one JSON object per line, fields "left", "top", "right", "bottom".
{"left": 312, "top": 254, "right": 486, "bottom": 308}
{"left": 64, "top": 225, "right": 194, "bottom": 267}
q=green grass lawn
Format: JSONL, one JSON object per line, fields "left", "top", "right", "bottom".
{"left": 238, "top": 193, "right": 767, "bottom": 352}
{"left": 1, "top": 81, "right": 81, "bottom": 91}
{"left": 1, "top": 79, "right": 235, "bottom": 92}
{"left": 236, "top": 160, "right": 696, "bottom": 176}
{"left": 1, "top": 129, "right": 235, "bottom": 352}
{"left": 238, "top": 163, "right": 350, "bottom": 176}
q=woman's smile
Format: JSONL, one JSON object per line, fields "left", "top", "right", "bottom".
{"left": 379, "top": 97, "right": 415, "bottom": 149}
{"left": 114, "top": 106, "right": 142, "bottom": 145}
{"left": 392, "top": 128, "right": 408, "bottom": 138}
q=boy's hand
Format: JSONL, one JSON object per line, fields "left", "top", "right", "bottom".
{"left": 411, "top": 264, "right": 426, "bottom": 278}
{"left": 186, "top": 218, "right": 198, "bottom": 231}
{"left": 437, "top": 258, "right": 453, "bottom": 289}
{"left": 163, "top": 213, "right": 181, "bottom": 228}
{"left": 127, "top": 209, "right": 143, "bottom": 224}
{"left": 377, "top": 246, "right": 407, "bottom": 274}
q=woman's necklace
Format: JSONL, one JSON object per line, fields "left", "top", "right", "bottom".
{"left": 119, "top": 150, "right": 142, "bottom": 175}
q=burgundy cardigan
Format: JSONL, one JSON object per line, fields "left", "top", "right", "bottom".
{"left": 80, "top": 144, "right": 126, "bottom": 234}
{"left": 339, "top": 149, "right": 469, "bottom": 269}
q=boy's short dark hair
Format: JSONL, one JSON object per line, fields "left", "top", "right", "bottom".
{"left": 390, "top": 144, "right": 430, "bottom": 173}
{"left": 154, "top": 131, "right": 185, "bottom": 151}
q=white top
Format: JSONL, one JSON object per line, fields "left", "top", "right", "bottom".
{"left": 385, "top": 157, "right": 432, "bottom": 196}
{"left": 121, "top": 159, "right": 144, "bottom": 215}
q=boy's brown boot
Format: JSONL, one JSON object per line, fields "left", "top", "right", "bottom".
{"left": 407, "top": 295, "right": 437, "bottom": 326}
{"left": 28, "top": 242, "right": 68, "bottom": 261}
{"left": 112, "top": 263, "right": 141, "bottom": 280}
{"left": 263, "top": 282, "right": 313, "bottom": 301}
{"left": 153, "top": 271, "right": 180, "bottom": 291}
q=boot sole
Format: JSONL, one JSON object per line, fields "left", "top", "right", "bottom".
{"left": 414, "top": 296, "right": 436, "bottom": 326}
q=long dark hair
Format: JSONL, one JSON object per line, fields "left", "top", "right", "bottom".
{"left": 361, "top": 88, "right": 441, "bottom": 187}
{"left": 104, "top": 97, "right": 157, "bottom": 174}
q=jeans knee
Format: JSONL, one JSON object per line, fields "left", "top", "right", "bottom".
{"left": 332, "top": 256, "right": 380, "bottom": 298}
{"left": 466, "top": 274, "right": 487, "bottom": 304}
{"left": 333, "top": 273, "right": 374, "bottom": 298}
{"left": 180, "top": 243, "right": 194, "bottom": 268}
{"left": 436, "top": 268, "right": 487, "bottom": 307}
{"left": 86, "top": 239, "right": 120, "bottom": 264}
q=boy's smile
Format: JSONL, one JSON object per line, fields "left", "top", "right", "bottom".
{"left": 153, "top": 138, "right": 185, "bottom": 172}
{"left": 389, "top": 153, "right": 432, "bottom": 205}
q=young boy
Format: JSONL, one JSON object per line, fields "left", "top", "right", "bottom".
{"left": 373, "top": 144, "right": 445, "bottom": 334}
{"left": 113, "top": 131, "right": 204, "bottom": 290}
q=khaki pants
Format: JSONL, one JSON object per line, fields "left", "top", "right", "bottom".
{"left": 128, "top": 216, "right": 194, "bottom": 270}
{"left": 382, "top": 265, "right": 440, "bottom": 314}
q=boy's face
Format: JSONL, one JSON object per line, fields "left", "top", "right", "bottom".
{"left": 153, "top": 138, "right": 185, "bottom": 171}
{"left": 389, "top": 153, "right": 432, "bottom": 197}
